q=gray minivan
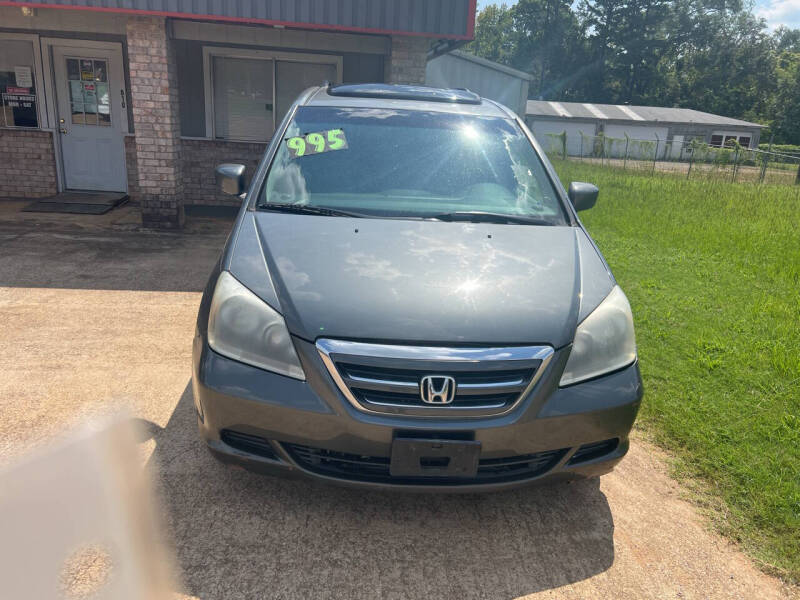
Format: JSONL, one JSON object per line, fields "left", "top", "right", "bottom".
{"left": 192, "top": 84, "right": 642, "bottom": 491}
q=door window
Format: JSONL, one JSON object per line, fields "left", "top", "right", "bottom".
{"left": 66, "top": 58, "right": 111, "bottom": 126}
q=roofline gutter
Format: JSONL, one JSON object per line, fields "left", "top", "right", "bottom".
{"left": 0, "top": 0, "right": 477, "bottom": 40}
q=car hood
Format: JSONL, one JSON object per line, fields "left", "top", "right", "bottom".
{"left": 230, "top": 212, "right": 607, "bottom": 347}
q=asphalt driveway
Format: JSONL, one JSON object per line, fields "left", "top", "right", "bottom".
{"left": 0, "top": 201, "right": 793, "bottom": 599}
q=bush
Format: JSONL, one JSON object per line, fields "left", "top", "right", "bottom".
{"left": 758, "top": 143, "right": 800, "bottom": 155}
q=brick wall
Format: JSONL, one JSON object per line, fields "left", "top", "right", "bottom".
{"left": 387, "top": 36, "right": 428, "bottom": 84}
{"left": 127, "top": 16, "right": 185, "bottom": 228}
{"left": 0, "top": 129, "right": 58, "bottom": 198}
{"left": 182, "top": 139, "right": 266, "bottom": 206}
{"left": 124, "top": 135, "right": 140, "bottom": 202}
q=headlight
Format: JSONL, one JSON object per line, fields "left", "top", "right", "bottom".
{"left": 560, "top": 285, "right": 636, "bottom": 386}
{"left": 208, "top": 271, "right": 305, "bottom": 380}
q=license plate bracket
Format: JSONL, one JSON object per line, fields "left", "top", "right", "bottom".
{"left": 389, "top": 438, "right": 481, "bottom": 478}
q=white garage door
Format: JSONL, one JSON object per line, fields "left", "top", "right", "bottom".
{"left": 531, "top": 120, "right": 596, "bottom": 157}
{"left": 603, "top": 124, "right": 669, "bottom": 159}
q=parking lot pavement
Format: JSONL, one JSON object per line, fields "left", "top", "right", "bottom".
{"left": 0, "top": 211, "right": 793, "bottom": 599}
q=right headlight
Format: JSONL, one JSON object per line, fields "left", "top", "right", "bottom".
{"left": 559, "top": 285, "right": 637, "bottom": 387}
{"left": 207, "top": 271, "right": 305, "bottom": 380}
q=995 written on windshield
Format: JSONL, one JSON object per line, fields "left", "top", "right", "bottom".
{"left": 285, "top": 129, "right": 348, "bottom": 158}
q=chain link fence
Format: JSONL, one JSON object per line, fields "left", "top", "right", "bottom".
{"left": 542, "top": 131, "right": 800, "bottom": 186}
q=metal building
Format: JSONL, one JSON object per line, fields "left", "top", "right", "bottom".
{"left": 426, "top": 50, "right": 532, "bottom": 116}
{"left": 526, "top": 100, "right": 765, "bottom": 158}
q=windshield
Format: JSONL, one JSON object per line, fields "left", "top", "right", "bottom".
{"left": 258, "top": 106, "right": 567, "bottom": 225}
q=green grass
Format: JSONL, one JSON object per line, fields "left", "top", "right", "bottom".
{"left": 551, "top": 159, "right": 800, "bottom": 583}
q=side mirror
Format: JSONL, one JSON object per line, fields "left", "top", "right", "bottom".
{"left": 215, "top": 163, "right": 246, "bottom": 197}
{"left": 568, "top": 181, "right": 599, "bottom": 212}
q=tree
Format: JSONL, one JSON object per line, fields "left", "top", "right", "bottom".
{"left": 464, "top": 4, "right": 517, "bottom": 66}
{"left": 511, "top": 0, "right": 586, "bottom": 99}
{"left": 671, "top": 11, "right": 775, "bottom": 121}
{"left": 576, "top": 0, "right": 625, "bottom": 100}
{"left": 768, "top": 27, "right": 800, "bottom": 142}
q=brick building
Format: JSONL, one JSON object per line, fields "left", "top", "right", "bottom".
{"left": 0, "top": 1, "right": 475, "bottom": 228}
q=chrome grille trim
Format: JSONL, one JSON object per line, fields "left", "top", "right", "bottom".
{"left": 318, "top": 339, "right": 553, "bottom": 362}
{"left": 316, "top": 339, "right": 554, "bottom": 418}
{"left": 345, "top": 375, "right": 418, "bottom": 391}
{"left": 358, "top": 399, "right": 509, "bottom": 411}
{"left": 457, "top": 379, "right": 527, "bottom": 394}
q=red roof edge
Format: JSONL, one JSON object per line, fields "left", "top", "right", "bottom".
{"left": 0, "top": 1, "right": 476, "bottom": 40}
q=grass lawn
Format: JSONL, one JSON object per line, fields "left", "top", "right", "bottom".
{"left": 551, "top": 159, "right": 800, "bottom": 583}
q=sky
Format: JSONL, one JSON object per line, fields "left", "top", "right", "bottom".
{"left": 476, "top": 0, "right": 800, "bottom": 30}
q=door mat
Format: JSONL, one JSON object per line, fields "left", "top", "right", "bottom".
{"left": 23, "top": 192, "right": 128, "bottom": 215}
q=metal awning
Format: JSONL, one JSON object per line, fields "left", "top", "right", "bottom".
{"left": 0, "top": 0, "right": 476, "bottom": 39}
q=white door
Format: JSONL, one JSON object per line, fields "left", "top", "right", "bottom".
{"left": 53, "top": 44, "right": 127, "bottom": 192}
{"left": 531, "top": 120, "right": 596, "bottom": 156}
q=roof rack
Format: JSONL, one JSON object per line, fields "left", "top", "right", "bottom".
{"left": 326, "top": 83, "right": 481, "bottom": 105}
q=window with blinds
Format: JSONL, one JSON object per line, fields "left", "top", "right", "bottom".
{"left": 212, "top": 56, "right": 274, "bottom": 142}
{"left": 207, "top": 49, "right": 339, "bottom": 142}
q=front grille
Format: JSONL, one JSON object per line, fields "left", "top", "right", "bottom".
{"left": 284, "top": 443, "right": 567, "bottom": 485}
{"left": 317, "top": 339, "right": 554, "bottom": 417}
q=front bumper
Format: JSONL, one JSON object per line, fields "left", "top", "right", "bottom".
{"left": 192, "top": 335, "right": 643, "bottom": 492}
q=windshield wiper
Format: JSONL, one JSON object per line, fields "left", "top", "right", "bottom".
{"left": 257, "top": 203, "right": 366, "bottom": 218}
{"left": 428, "top": 211, "right": 556, "bottom": 226}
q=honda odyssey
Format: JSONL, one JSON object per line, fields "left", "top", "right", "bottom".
{"left": 192, "top": 84, "right": 643, "bottom": 491}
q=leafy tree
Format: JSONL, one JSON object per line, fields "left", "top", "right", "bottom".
{"left": 511, "top": 0, "right": 585, "bottom": 98}
{"left": 680, "top": 12, "right": 774, "bottom": 120}
{"left": 768, "top": 28, "right": 800, "bottom": 143}
{"left": 575, "top": 0, "right": 625, "bottom": 100}
{"left": 464, "top": 4, "right": 517, "bottom": 65}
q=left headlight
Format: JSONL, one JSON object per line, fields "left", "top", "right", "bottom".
{"left": 559, "top": 285, "right": 636, "bottom": 387}
{"left": 208, "top": 271, "right": 305, "bottom": 380}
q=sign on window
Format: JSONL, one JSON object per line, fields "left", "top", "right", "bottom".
{"left": 0, "top": 40, "right": 39, "bottom": 127}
